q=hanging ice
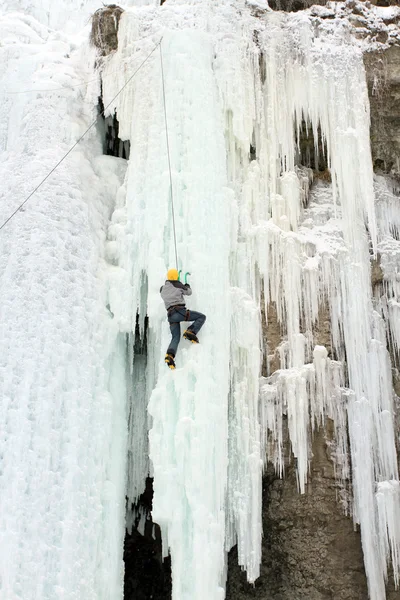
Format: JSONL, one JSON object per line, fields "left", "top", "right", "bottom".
{"left": 102, "top": 20, "right": 262, "bottom": 597}
{"left": 103, "top": 4, "right": 399, "bottom": 598}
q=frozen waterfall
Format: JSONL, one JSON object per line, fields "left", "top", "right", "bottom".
{"left": 0, "top": 1, "right": 399, "bottom": 600}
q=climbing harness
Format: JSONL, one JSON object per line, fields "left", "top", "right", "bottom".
{"left": 159, "top": 40, "right": 179, "bottom": 272}
{"left": 167, "top": 305, "right": 190, "bottom": 322}
{"left": 0, "top": 38, "right": 163, "bottom": 233}
{"left": 167, "top": 304, "right": 185, "bottom": 317}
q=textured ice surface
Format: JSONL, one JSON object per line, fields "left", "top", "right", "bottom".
{"left": 0, "top": 1, "right": 399, "bottom": 600}
{"left": 1, "top": 0, "right": 138, "bottom": 32}
{"left": 374, "top": 176, "right": 400, "bottom": 358}
{"left": 102, "top": 4, "right": 399, "bottom": 600}
{"left": 0, "top": 12, "right": 128, "bottom": 600}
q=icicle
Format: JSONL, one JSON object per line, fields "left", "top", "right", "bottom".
{"left": 226, "top": 288, "right": 262, "bottom": 583}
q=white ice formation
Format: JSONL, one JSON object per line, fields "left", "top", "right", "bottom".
{"left": 0, "top": 1, "right": 399, "bottom": 600}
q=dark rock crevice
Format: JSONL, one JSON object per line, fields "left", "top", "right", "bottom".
{"left": 124, "top": 478, "right": 172, "bottom": 600}
{"left": 297, "top": 121, "right": 328, "bottom": 174}
{"left": 124, "top": 316, "right": 171, "bottom": 600}
{"left": 98, "top": 92, "right": 130, "bottom": 159}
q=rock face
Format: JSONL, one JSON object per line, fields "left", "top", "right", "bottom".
{"left": 226, "top": 427, "right": 400, "bottom": 599}
{"left": 268, "top": 0, "right": 327, "bottom": 10}
{"left": 90, "top": 4, "right": 124, "bottom": 56}
{"left": 268, "top": 0, "right": 399, "bottom": 10}
{"left": 365, "top": 44, "right": 400, "bottom": 178}
{"left": 226, "top": 428, "right": 369, "bottom": 600}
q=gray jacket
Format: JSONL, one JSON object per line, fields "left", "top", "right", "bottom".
{"left": 160, "top": 280, "right": 192, "bottom": 310}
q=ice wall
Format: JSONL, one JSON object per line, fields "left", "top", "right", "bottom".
{"left": 102, "top": 3, "right": 399, "bottom": 600}
{"left": 0, "top": 11, "right": 129, "bottom": 600}
{"left": 102, "top": 15, "right": 262, "bottom": 595}
{"left": 0, "top": 1, "right": 399, "bottom": 600}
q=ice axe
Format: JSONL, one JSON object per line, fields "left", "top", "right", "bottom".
{"left": 178, "top": 270, "right": 191, "bottom": 284}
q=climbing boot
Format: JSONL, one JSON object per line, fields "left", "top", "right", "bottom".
{"left": 165, "top": 353, "right": 176, "bottom": 369}
{"left": 183, "top": 330, "right": 199, "bottom": 344}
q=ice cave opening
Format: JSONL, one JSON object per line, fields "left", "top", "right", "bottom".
{"left": 124, "top": 476, "right": 171, "bottom": 600}
{"left": 297, "top": 120, "right": 328, "bottom": 176}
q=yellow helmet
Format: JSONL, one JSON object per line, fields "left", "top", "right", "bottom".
{"left": 167, "top": 268, "right": 179, "bottom": 281}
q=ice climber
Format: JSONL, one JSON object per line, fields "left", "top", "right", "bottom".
{"left": 160, "top": 268, "right": 206, "bottom": 369}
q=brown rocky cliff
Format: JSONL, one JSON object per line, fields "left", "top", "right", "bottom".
{"left": 226, "top": 427, "right": 369, "bottom": 600}
{"left": 365, "top": 44, "right": 400, "bottom": 178}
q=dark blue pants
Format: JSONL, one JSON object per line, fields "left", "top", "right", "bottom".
{"left": 167, "top": 308, "right": 206, "bottom": 356}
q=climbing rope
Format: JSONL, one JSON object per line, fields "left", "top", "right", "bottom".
{"left": 159, "top": 40, "right": 179, "bottom": 271}
{"left": 0, "top": 38, "right": 162, "bottom": 233}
